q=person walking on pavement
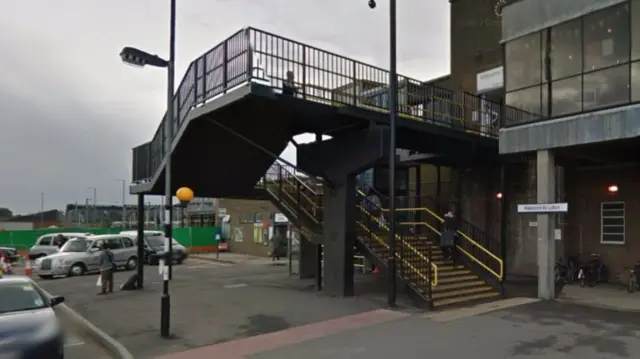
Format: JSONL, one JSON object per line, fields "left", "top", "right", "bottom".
{"left": 270, "top": 230, "right": 287, "bottom": 265}
{"left": 98, "top": 242, "right": 115, "bottom": 294}
{"left": 441, "top": 206, "right": 459, "bottom": 267}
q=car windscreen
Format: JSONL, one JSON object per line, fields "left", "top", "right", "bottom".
{"left": 145, "top": 236, "right": 166, "bottom": 247}
{"left": 0, "top": 283, "right": 47, "bottom": 314}
{"left": 60, "top": 239, "right": 90, "bottom": 252}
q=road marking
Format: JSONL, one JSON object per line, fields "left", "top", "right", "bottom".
{"left": 223, "top": 283, "right": 248, "bottom": 289}
{"left": 424, "top": 297, "right": 540, "bottom": 322}
{"left": 65, "top": 334, "right": 85, "bottom": 348}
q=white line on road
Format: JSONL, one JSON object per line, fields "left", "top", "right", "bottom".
{"left": 223, "top": 283, "right": 248, "bottom": 289}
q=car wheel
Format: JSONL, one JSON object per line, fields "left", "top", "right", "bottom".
{"left": 38, "top": 275, "right": 54, "bottom": 280}
{"left": 126, "top": 256, "right": 138, "bottom": 270}
{"left": 68, "top": 263, "right": 86, "bottom": 277}
{"left": 176, "top": 258, "right": 184, "bottom": 265}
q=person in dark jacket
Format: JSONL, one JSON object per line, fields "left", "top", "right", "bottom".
{"left": 441, "top": 207, "right": 459, "bottom": 267}
{"left": 282, "top": 71, "right": 296, "bottom": 96}
{"left": 270, "top": 230, "right": 287, "bottom": 264}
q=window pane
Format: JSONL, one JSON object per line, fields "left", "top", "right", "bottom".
{"left": 506, "top": 32, "right": 542, "bottom": 91}
{"left": 551, "top": 19, "right": 582, "bottom": 79}
{"left": 602, "top": 202, "right": 624, "bottom": 210}
{"left": 603, "top": 217, "right": 624, "bottom": 226}
{"left": 602, "top": 234, "right": 624, "bottom": 243}
{"left": 602, "top": 226, "right": 625, "bottom": 234}
{"left": 551, "top": 76, "right": 582, "bottom": 116}
{"left": 583, "top": 65, "right": 630, "bottom": 111}
{"left": 506, "top": 86, "right": 542, "bottom": 121}
{"left": 632, "top": 0, "right": 640, "bottom": 60}
{"left": 632, "top": 62, "right": 640, "bottom": 102}
{"left": 584, "top": 3, "right": 630, "bottom": 71}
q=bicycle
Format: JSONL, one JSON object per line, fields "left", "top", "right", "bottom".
{"left": 627, "top": 262, "right": 640, "bottom": 293}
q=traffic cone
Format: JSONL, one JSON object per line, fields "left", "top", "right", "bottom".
{"left": 24, "top": 258, "right": 32, "bottom": 276}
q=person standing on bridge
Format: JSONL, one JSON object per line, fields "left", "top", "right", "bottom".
{"left": 282, "top": 70, "right": 296, "bottom": 96}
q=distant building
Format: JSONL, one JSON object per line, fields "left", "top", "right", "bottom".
{"left": 3, "top": 210, "right": 64, "bottom": 229}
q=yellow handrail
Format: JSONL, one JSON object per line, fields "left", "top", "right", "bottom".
{"left": 357, "top": 205, "right": 438, "bottom": 286}
{"left": 395, "top": 207, "right": 503, "bottom": 281}
{"left": 355, "top": 190, "right": 502, "bottom": 281}
{"left": 355, "top": 221, "right": 437, "bottom": 287}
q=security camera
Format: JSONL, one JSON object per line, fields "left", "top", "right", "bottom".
{"left": 368, "top": 0, "right": 376, "bottom": 9}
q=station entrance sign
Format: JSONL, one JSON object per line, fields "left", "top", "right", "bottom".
{"left": 517, "top": 203, "right": 568, "bottom": 214}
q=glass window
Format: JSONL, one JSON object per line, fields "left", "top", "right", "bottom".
{"left": 506, "top": 32, "right": 542, "bottom": 91}
{"left": 550, "top": 19, "right": 582, "bottom": 79}
{"left": 583, "top": 65, "right": 630, "bottom": 111}
{"left": 551, "top": 76, "right": 582, "bottom": 116}
{"left": 632, "top": 0, "right": 640, "bottom": 60}
{"left": 38, "top": 236, "right": 52, "bottom": 246}
{"left": 506, "top": 86, "right": 543, "bottom": 121}
{"left": 601, "top": 202, "right": 625, "bottom": 244}
{"left": 632, "top": 62, "right": 640, "bottom": 102}
{"left": 122, "top": 238, "right": 134, "bottom": 248}
{"left": 107, "top": 238, "right": 124, "bottom": 249}
{"left": 583, "top": 4, "right": 630, "bottom": 72}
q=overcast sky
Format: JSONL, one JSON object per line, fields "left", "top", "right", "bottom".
{"left": 0, "top": 0, "right": 449, "bottom": 215}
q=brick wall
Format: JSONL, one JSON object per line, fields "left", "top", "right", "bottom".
{"left": 217, "top": 198, "right": 280, "bottom": 257}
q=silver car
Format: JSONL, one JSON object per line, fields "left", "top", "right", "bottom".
{"left": 28, "top": 232, "right": 92, "bottom": 260}
{"left": 34, "top": 235, "right": 139, "bottom": 279}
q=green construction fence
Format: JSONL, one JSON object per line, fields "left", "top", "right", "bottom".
{"left": 0, "top": 227, "right": 220, "bottom": 252}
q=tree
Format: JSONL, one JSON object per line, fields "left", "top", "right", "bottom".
{"left": 0, "top": 208, "right": 13, "bottom": 220}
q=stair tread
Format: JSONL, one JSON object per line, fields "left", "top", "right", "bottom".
{"left": 433, "top": 291, "right": 502, "bottom": 307}
{"left": 432, "top": 280, "right": 486, "bottom": 292}
{"left": 431, "top": 285, "right": 494, "bottom": 299}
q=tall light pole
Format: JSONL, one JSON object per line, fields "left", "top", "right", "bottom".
{"left": 40, "top": 193, "right": 44, "bottom": 227}
{"left": 87, "top": 187, "right": 97, "bottom": 225}
{"left": 119, "top": 0, "right": 176, "bottom": 338}
{"left": 367, "top": 0, "right": 397, "bottom": 308}
{"left": 117, "top": 179, "right": 127, "bottom": 227}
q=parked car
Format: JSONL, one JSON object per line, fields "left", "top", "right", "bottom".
{"left": 0, "top": 275, "right": 65, "bottom": 359}
{"left": 34, "top": 235, "right": 138, "bottom": 279}
{"left": 120, "top": 230, "right": 188, "bottom": 265}
{"left": 28, "top": 232, "right": 93, "bottom": 260}
{"left": 0, "top": 246, "right": 21, "bottom": 263}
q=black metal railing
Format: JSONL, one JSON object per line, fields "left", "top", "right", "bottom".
{"left": 132, "top": 27, "right": 534, "bottom": 183}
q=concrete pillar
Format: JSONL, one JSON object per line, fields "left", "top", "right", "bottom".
{"left": 298, "top": 236, "right": 316, "bottom": 279}
{"left": 322, "top": 176, "right": 356, "bottom": 297}
{"left": 536, "top": 150, "right": 556, "bottom": 299}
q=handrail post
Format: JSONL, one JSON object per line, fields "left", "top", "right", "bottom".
{"left": 296, "top": 180, "right": 301, "bottom": 204}
{"left": 427, "top": 244, "right": 433, "bottom": 301}
{"left": 302, "top": 45, "right": 307, "bottom": 100}
{"left": 223, "top": 39, "right": 229, "bottom": 94}
{"left": 244, "top": 28, "right": 253, "bottom": 83}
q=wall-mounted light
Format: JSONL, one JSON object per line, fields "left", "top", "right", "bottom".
{"left": 607, "top": 185, "right": 619, "bottom": 193}
{"left": 496, "top": 192, "right": 503, "bottom": 199}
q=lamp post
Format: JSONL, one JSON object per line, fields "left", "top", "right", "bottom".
{"left": 367, "top": 0, "right": 397, "bottom": 307}
{"left": 116, "top": 179, "right": 127, "bottom": 227}
{"left": 120, "top": 0, "right": 176, "bottom": 338}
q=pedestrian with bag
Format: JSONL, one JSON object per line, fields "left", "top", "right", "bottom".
{"left": 97, "top": 241, "right": 115, "bottom": 295}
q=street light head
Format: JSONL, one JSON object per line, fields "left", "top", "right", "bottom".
{"left": 120, "top": 47, "right": 147, "bottom": 67}
{"left": 176, "top": 187, "right": 194, "bottom": 205}
{"left": 368, "top": 0, "right": 376, "bottom": 9}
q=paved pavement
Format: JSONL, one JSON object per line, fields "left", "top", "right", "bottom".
{"left": 38, "top": 257, "right": 399, "bottom": 359}
{"left": 60, "top": 314, "right": 112, "bottom": 359}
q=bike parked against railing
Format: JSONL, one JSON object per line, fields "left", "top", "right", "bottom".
{"left": 555, "top": 258, "right": 567, "bottom": 296}
{"left": 577, "top": 253, "right": 609, "bottom": 287}
{"left": 627, "top": 261, "right": 640, "bottom": 293}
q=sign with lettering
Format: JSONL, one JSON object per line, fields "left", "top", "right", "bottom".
{"left": 517, "top": 203, "right": 568, "bottom": 214}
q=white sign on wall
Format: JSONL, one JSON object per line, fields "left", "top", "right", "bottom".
{"left": 517, "top": 203, "right": 568, "bottom": 214}
{"left": 274, "top": 213, "right": 288, "bottom": 223}
{"left": 477, "top": 66, "right": 504, "bottom": 93}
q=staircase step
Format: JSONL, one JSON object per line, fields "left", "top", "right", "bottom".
{"left": 437, "top": 269, "right": 472, "bottom": 277}
{"left": 432, "top": 280, "right": 486, "bottom": 292}
{"left": 431, "top": 285, "right": 494, "bottom": 300}
{"left": 438, "top": 274, "right": 478, "bottom": 283}
{"left": 433, "top": 291, "right": 502, "bottom": 308}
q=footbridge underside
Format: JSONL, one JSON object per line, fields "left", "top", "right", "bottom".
{"left": 130, "top": 28, "right": 524, "bottom": 198}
